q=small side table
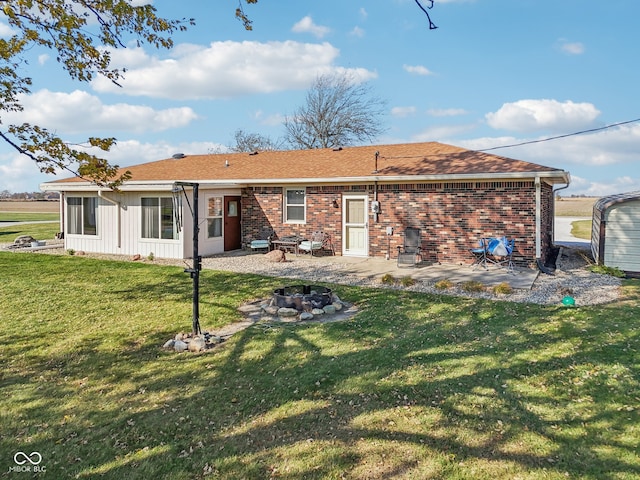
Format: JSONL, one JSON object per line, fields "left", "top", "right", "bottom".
{"left": 271, "top": 236, "right": 304, "bottom": 256}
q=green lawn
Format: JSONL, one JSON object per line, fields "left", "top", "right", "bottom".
{"left": 0, "top": 222, "right": 60, "bottom": 243}
{"left": 1, "top": 253, "right": 638, "bottom": 479}
{"left": 571, "top": 220, "right": 592, "bottom": 240}
{"left": 0, "top": 212, "right": 59, "bottom": 222}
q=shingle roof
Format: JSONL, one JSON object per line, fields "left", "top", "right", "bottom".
{"left": 45, "top": 141, "right": 569, "bottom": 186}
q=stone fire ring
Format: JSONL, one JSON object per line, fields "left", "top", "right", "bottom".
{"left": 162, "top": 290, "right": 357, "bottom": 353}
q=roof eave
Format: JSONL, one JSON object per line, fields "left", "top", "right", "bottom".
{"left": 40, "top": 170, "right": 570, "bottom": 191}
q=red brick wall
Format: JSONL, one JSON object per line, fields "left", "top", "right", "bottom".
{"left": 241, "top": 181, "right": 554, "bottom": 266}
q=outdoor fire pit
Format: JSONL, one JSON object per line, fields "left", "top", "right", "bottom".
{"left": 273, "top": 285, "right": 333, "bottom": 311}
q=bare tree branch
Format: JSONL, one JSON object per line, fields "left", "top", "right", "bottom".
{"left": 284, "top": 74, "right": 387, "bottom": 150}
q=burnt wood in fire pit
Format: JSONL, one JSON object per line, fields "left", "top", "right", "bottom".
{"left": 273, "top": 285, "right": 333, "bottom": 311}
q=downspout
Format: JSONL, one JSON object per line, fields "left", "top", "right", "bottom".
{"left": 59, "top": 192, "right": 65, "bottom": 238}
{"left": 535, "top": 176, "right": 541, "bottom": 260}
{"left": 98, "top": 190, "right": 121, "bottom": 248}
{"left": 535, "top": 176, "right": 555, "bottom": 275}
{"left": 552, "top": 183, "right": 570, "bottom": 244}
{"left": 373, "top": 181, "right": 379, "bottom": 223}
{"left": 373, "top": 151, "right": 380, "bottom": 223}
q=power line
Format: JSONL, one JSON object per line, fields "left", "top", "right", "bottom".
{"left": 478, "top": 118, "right": 640, "bottom": 152}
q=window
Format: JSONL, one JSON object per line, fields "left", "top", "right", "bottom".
{"left": 67, "top": 196, "right": 97, "bottom": 235}
{"left": 207, "top": 197, "right": 223, "bottom": 238}
{"left": 285, "top": 188, "right": 306, "bottom": 223}
{"left": 142, "top": 197, "right": 178, "bottom": 240}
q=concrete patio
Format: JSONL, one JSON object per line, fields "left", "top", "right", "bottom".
{"left": 284, "top": 254, "right": 540, "bottom": 290}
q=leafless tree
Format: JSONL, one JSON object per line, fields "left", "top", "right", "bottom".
{"left": 229, "top": 129, "right": 282, "bottom": 152}
{"left": 283, "top": 74, "right": 387, "bottom": 150}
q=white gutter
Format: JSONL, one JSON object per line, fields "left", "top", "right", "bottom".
{"left": 535, "top": 176, "right": 541, "bottom": 259}
{"left": 97, "top": 190, "right": 121, "bottom": 249}
{"left": 40, "top": 170, "right": 570, "bottom": 191}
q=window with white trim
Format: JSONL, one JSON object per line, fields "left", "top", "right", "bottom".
{"left": 207, "top": 196, "right": 223, "bottom": 238}
{"left": 67, "top": 196, "right": 97, "bottom": 235}
{"left": 141, "top": 197, "right": 178, "bottom": 240}
{"left": 284, "top": 188, "right": 306, "bottom": 223}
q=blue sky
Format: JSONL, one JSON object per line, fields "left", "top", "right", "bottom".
{"left": 1, "top": 0, "right": 639, "bottom": 196}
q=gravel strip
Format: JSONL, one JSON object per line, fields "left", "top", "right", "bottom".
{"left": 194, "top": 246, "right": 621, "bottom": 306}
{"left": 3, "top": 242, "right": 622, "bottom": 306}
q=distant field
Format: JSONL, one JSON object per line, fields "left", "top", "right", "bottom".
{"left": 0, "top": 200, "right": 60, "bottom": 213}
{"left": 555, "top": 197, "right": 598, "bottom": 217}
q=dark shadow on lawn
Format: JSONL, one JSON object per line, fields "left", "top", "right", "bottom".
{"left": 2, "top": 261, "right": 638, "bottom": 479}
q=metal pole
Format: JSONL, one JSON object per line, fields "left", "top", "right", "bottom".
{"left": 192, "top": 183, "right": 201, "bottom": 334}
{"left": 175, "top": 181, "right": 202, "bottom": 336}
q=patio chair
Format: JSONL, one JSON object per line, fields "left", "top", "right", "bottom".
{"left": 470, "top": 238, "right": 488, "bottom": 270}
{"left": 487, "top": 237, "right": 515, "bottom": 273}
{"left": 299, "top": 231, "right": 334, "bottom": 257}
{"left": 397, "top": 227, "right": 422, "bottom": 267}
{"left": 249, "top": 227, "right": 273, "bottom": 253}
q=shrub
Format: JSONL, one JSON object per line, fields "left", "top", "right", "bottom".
{"left": 492, "top": 282, "right": 513, "bottom": 295}
{"left": 67, "top": 249, "right": 75, "bottom": 256}
{"left": 587, "top": 264, "right": 626, "bottom": 278}
{"left": 462, "top": 280, "right": 485, "bottom": 293}
{"left": 380, "top": 273, "right": 396, "bottom": 285}
{"left": 148, "top": 252, "right": 155, "bottom": 261}
{"left": 400, "top": 276, "right": 416, "bottom": 287}
{"left": 434, "top": 279, "right": 454, "bottom": 290}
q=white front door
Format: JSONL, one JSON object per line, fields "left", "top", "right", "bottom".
{"left": 343, "top": 195, "right": 368, "bottom": 256}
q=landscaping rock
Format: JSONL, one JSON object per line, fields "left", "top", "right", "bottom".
{"left": 332, "top": 302, "right": 343, "bottom": 311}
{"left": 188, "top": 336, "right": 207, "bottom": 352}
{"left": 311, "top": 308, "right": 325, "bottom": 316}
{"left": 14, "top": 235, "right": 36, "bottom": 246}
{"left": 174, "top": 340, "right": 188, "bottom": 352}
{"left": 278, "top": 307, "right": 298, "bottom": 317}
{"left": 322, "top": 304, "right": 336, "bottom": 315}
{"left": 300, "top": 312, "right": 314, "bottom": 321}
{"left": 261, "top": 304, "right": 279, "bottom": 316}
{"left": 163, "top": 339, "right": 175, "bottom": 349}
{"left": 264, "top": 250, "right": 286, "bottom": 263}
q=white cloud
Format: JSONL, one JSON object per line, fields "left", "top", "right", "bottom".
{"left": 350, "top": 26, "right": 365, "bottom": 38}
{"left": 0, "top": 21, "right": 14, "bottom": 37}
{"left": 411, "top": 124, "right": 478, "bottom": 141}
{"left": 37, "top": 54, "right": 49, "bottom": 65}
{"left": 460, "top": 123, "right": 640, "bottom": 167}
{"left": 558, "top": 39, "right": 585, "bottom": 55}
{"left": 0, "top": 154, "right": 54, "bottom": 193}
{"left": 292, "top": 16, "right": 331, "bottom": 38}
{"left": 567, "top": 175, "right": 640, "bottom": 197}
{"left": 101, "top": 140, "right": 226, "bottom": 167}
{"left": 359, "top": 8, "right": 368, "bottom": 19}
{"left": 454, "top": 123, "right": 640, "bottom": 196}
{"left": 486, "top": 99, "right": 601, "bottom": 133}
{"left": 403, "top": 64, "right": 434, "bottom": 76}
{"left": 391, "top": 106, "right": 417, "bottom": 117}
{"left": 91, "top": 41, "right": 376, "bottom": 100}
{"left": 251, "top": 110, "right": 285, "bottom": 127}
{"left": 427, "top": 108, "right": 469, "bottom": 117}
{"left": 3, "top": 89, "right": 199, "bottom": 135}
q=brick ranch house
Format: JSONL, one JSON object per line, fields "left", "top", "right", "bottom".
{"left": 40, "top": 141, "right": 570, "bottom": 266}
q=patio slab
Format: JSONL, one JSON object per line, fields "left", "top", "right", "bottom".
{"left": 299, "top": 255, "right": 539, "bottom": 290}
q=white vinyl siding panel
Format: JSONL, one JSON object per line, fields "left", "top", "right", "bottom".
{"left": 63, "top": 188, "right": 241, "bottom": 259}
{"left": 603, "top": 201, "right": 640, "bottom": 271}
{"left": 65, "top": 192, "right": 184, "bottom": 259}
